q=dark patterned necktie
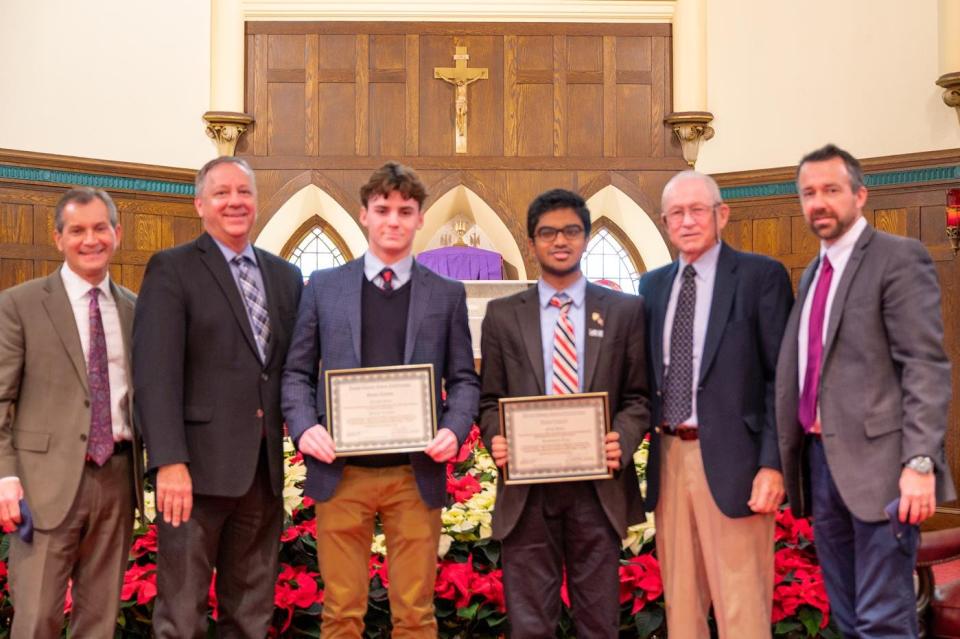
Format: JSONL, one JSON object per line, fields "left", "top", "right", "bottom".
{"left": 550, "top": 294, "right": 578, "bottom": 394}
{"left": 798, "top": 255, "right": 834, "bottom": 433}
{"left": 663, "top": 265, "right": 696, "bottom": 427}
{"left": 380, "top": 267, "right": 395, "bottom": 292}
{"left": 234, "top": 256, "right": 272, "bottom": 361}
{"left": 86, "top": 288, "right": 114, "bottom": 466}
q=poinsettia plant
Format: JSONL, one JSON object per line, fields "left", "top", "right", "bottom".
{"left": 0, "top": 426, "right": 838, "bottom": 637}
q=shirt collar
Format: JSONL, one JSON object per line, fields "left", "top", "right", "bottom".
{"left": 212, "top": 236, "right": 257, "bottom": 266}
{"left": 678, "top": 240, "right": 721, "bottom": 280}
{"left": 820, "top": 215, "right": 868, "bottom": 264}
{"left": 364, "top": 251, "right": 413, "bottom": 282}
{"left": 538, "top": 274, "right": 586, "bottom": 309}
{"left": 60, "top": 262, "right": 112, "bottom": 302}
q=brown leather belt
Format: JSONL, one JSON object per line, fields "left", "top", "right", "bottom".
{"left": 661, "top": 423, "right": 699, "bottom": 441}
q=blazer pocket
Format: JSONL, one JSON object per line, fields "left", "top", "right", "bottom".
{"left": 13, "top": 430, "right": 50, "bottom": 452}
{"left": 864, "top": 411, "right": 901, "bottom": 438}
{"left": 184, "top": 405, "right": 214, "bottom": 423}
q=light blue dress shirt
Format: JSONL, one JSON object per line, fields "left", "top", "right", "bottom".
{"left": 363, "top": 252, "right": 413, "bottom": 288}
{"left": 538, "top": 275, "right": 587, "bottom": 394}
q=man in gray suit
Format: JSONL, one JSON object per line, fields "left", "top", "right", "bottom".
{"left": 0, "top": 188, "right": 143, "bottom": 637}
{"left": 776, "top": 144, "right": 954, "bottom": 638}
{"left": 282, "top": 162, "right": 479, "bottom": 638}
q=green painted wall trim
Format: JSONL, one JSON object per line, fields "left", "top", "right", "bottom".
{"left": 0, "top": 164, "right": 195, "bottom": 196}
{"left": 721, "top": 165, "right": 960, "bottom": 201}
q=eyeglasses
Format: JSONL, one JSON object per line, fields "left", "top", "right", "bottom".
{"left": 662, "top": 204, "right": 718, "bottom": 227}
{"left": 534, "top": 225, "right": 585, "bottom": 242}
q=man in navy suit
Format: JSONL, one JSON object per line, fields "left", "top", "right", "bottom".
{"left": 282, "top": 162, "right": 480, "bottom": 638}
{"left": 638, "top": 171, "right": 793, "bottom": 638}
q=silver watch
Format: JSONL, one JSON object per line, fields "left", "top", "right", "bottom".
{"left": 906, "top": 455, "right": 935, "bottom": 474}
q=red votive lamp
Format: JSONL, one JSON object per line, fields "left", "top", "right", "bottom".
{"left": 948, "top": 188, "right": 960, "bottom": 255}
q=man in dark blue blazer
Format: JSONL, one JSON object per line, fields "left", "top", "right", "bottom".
{"left": 282, "top": 162, "right": 479, "bottom": 638}
{"left": 638, "top": 171, "right": 793, "bottom": 638}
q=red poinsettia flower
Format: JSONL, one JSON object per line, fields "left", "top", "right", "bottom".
{"left": 435, "top": 559, "right": 475, "bottom": 608}
{"left": 121, "top": 563, "right": 158, "bottom": 605}
{"left": 446, "top": 471, "right": 482, "bottom": 503}
{"left": 274, "top": 563, "right": 323, "bottom": 632}
{"left": 209, "top": 573, "right": 219, "bottom": 621}
{"left": 470, "top": 569, "right": 506, "bottom": 612}
{"left": 369, "top": 554, "right": 389, "bottom": 588}
{"left": 129, "top": 524, "right": 158, "bottom": 558}
{"left": 619, "top": 555, "right": 663, "bottom": 613}
{"left": 454, "top": 425, "right": 481, "bottom": 462}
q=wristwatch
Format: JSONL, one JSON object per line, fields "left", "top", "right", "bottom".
{"left": 906, "top": 455, "right": 935, "bottom": 474}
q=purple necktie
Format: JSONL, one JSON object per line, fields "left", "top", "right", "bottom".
{"left": 798, "top": 256, "right": 834, "bottom": 433}
{"left": 86, "top": 289, "right": 114, "bottom": 466}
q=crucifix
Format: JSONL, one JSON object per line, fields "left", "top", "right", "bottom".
{"left": 434, "top": 46, "right": 488, "bottom": 154}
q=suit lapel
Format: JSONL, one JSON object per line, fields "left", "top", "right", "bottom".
{"left": 821, "top": 225, "right": 873, "bottom": 367}
{"left": 343, "top": 258, "right": 364, "bottom": 364}
{"left": 647, "top": 262, "right": 677, "bottom": 389}
{"left": 404, "top": 261, "right": 434, "bottom": 363}
{"left": 699, "top": 243, "right": 737, "bottom": 384}
{"left": 515, "top": 287, "right": 546, "bottom": 394}
{"left": 582, "top": 283, "right": 607, "bottom": 391}
{"left": 41, "top": 271, "right": 88, "bottom": 392}
{"left": 111, "top": 280, "right": 134, "bottom": 378}
{"left": 196, "top": 233, "right": 260, "bottom": 362}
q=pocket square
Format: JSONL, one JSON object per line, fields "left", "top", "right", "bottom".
{"left": 588, "top": 328, "right": 604, "bottom": 338}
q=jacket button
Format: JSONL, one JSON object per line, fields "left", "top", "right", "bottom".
{"left": 656, "top": 390, "right": 661, "bottom": 397}
{"left": 261, "top": 373, "right": 269, "bottom": 381}
{"left": 84, "top": 400, "right": 90, "bottom": 407}
{"left": 256, "top": 409, "right": 264, "bottom": 418}
{"left": 80, "top": 434, "right": 87, "bottom": 442}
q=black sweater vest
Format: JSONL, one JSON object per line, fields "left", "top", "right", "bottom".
{"left": 350, "top": 276, "right": 412, "bottom": 467}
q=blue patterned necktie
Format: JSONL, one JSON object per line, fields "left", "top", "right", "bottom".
{"left": 234, "top": 255, "right": 272, "bottom": 361}
{"left": 663, "top": 265, "right": 696, "bottom": 427}
{"left": 86, "top": 288, "right": 114, "bottom": 466}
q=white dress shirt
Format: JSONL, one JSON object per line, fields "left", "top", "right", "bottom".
{"left": 662, "top": 241, "right": 721, "bottom": 427}
{"left": 61, "top": 264, "right": 133, "bottom": 442}
{"left": 797, "top": 215, "right": 868, "bottom": 399}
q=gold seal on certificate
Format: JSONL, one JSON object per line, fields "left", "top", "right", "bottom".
{"left": 499, "top": 392, "right": 612, "bottom": 484}
{"left": 325, "top": 364, "right": 437, "bottom": 456}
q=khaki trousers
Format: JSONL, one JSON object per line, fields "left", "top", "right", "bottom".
{"left": 10, "top": 451, "right": 134, "bottom": 639}
{"left": 655, "top": 436, "right": 774, "bottom": 639}
{"left": 315, "top": 465, "right": 441, "bottom": 639}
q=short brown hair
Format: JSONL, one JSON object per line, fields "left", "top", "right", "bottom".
{"left": 195, "top": 156, "right": 256, "bottom": 197}
{"left": 55, "top": 188, "right": 118, "bottom": 232}
{"left": 797, "top": 144, "right": 865, "bottom": 193}
{"left": 359, "top": 162, "right": 427, "bottom": 208}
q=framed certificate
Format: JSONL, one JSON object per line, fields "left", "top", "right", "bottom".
{"left": 325, "top": 364, "right": 437, "bottom": 456}
{"left": 498, "top": 392, "right": 612, "bottom": 485}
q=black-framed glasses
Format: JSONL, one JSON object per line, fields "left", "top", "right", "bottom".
{"left": 534, "top": 225, "right": 585, "bottom": 242}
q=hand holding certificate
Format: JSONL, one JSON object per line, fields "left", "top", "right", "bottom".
{"left": 499, "top": 392, "right": 612, "bottom": 484}
{"left": 325, "top": 364, "right": 437, "bottom": 456}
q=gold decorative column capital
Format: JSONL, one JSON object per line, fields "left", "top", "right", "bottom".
{"left": 937, "top": 72, "right": 960, "bottom": 126}
{"left": 202, "top": 111, "right": 254, "bottom": 156}
{"left": 665, "top": 111, "right": 714, "bottom": 168}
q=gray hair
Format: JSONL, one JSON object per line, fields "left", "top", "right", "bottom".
{"left": 661, "top": 170, "right": 724, "bottom": 212}
{"left": 54, "top": 188, "right": 118, "bottom": 232}
{"left": 194, "top": 156, "right": 256, "bottom": 197}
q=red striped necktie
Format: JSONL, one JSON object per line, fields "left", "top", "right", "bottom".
{"left": 550, "top": 294, "right": 578, "bottom": 394}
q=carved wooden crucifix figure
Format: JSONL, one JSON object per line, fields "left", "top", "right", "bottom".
{"left": 434, "top": 46, "right": 488, "bottom": 154}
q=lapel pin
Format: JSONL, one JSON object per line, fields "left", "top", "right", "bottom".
{"left": 591, "top": 312, "right": 604, "bottom": 327}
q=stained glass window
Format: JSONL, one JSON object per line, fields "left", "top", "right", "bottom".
{"left": 580, "top": 227, "right": 640, "bottom": 294}
{"left": 288, "top": 226, "right": 347, "bottom": 276}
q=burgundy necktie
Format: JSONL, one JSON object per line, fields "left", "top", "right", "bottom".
{"left": 380, "top": 268, "right": 395, "bottom": 292}
{"left": 798, "top": 256, "right": 834, "bottom": 433}
{"left": 86, "top": 289, "right": 114, "bottom": 465}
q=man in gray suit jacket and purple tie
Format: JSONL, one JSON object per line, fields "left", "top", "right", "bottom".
{"left": 777, "top": 144, "right": 955, "bottom": 638}
{"left": 282, "top": 162, "right": 479, "bottom": 638}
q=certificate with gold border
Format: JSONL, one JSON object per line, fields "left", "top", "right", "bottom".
{"left": 325, "top": 364, "right": 437, "bottom": 456}
{"left": 499, "top": 392, "right": 611, "bottom": 485}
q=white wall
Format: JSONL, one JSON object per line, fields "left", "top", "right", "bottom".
{"left": 1, "top": 0, "right": 956, "bottom": 173}
{"left": 0, "top": 0, "right": 213, "bottom": 169}
{"left": 697, "top": 0, "right": 960, "bottom": 174}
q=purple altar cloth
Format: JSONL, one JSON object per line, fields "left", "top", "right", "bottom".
{"left": 417, "top": 246, "right": 503, "bottom": 280}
